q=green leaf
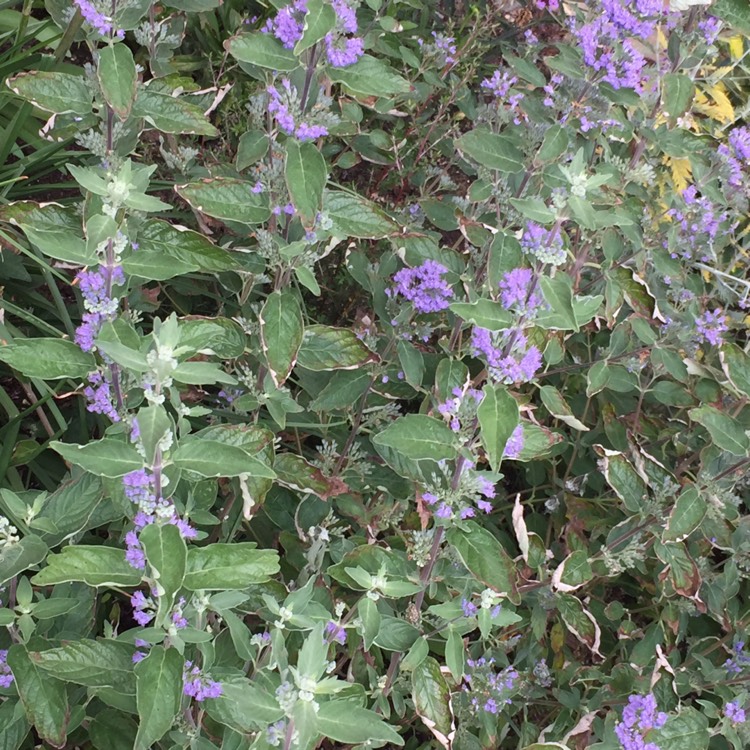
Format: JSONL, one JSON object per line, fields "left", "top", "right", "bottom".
{"left": 175, "top": 178, "right": 270, "bottom": 225}
{"left": 236, "top": 130, "right": 269, "bottom": 171}
{"left": 540, "top": 385, "right": 589, "bottom": 431}
{"left": 297, "top": 325, "right": 376, "bottom": 370}
{"left": 720, "top": 343, "right": 750, "bottom": 398}
{"left": 171, "top": 440, "right": 276, "bottom": 479}
{"left": 317, "top": 702, "right": 404, "bottom": 746}
{"left": 662, "top": 73, "right": 694, "bottom": 119}
{"left": 50, "top": 439, "right": 143, "bottom": 478}
{"left": 359, "top": 596, "right": 380, "bottom": 650}
{"left": 540, "top": 276, "right": 578, "bottom": 331}
{"left": 412, "top": 657, "right": 453, "bottom": 745}
{"left": 225, "top": 32, "right": 299, "bottom": 70}
{"left": 0, "top": 202, "right": 93, "bottom": 265}
{"left": 184, "top": 543, "right": 280, "bottom": 590}
{"left": 455, "top": 128, "right": 524, "bottom": 173}
{"left": 327, "top": 55, "right": 411, "bottom": 97}
{"left": 651, "top": 707, "right": 709, "bottom": 750}
{"left": 134, "top": 406, "right": 172, "bottom": 466}
{"left": 7, "top": 71, "right": 91, "bottom": 115}
{"left": 132, "top": 88, "right": 218, "bottom": 136}
{"left": 664, "top": 487, "right": 706, "bottom": 543}
{"left": 7, "top": 644, "right": 68, "bottom": 748}
{"left": 711, "top": 0, "right": 750, "bottom": 34}
{"left": 134, "top": 647, "right": 183, "bottom": 750}
{"left": 203, "top": 677, "right": 283, "bottom": 731}
{"left": 98, "top": 44, "right": 137, "bottom": 119}
{"left": 445, "top": 627, "right": 464, "bottom": 681}
{"left": 122, "top": 252, "right": 197, "bottom": 281}
{"left": 137, "top": 219, "right": 236, "bottom": 273}
{"left": 537, "top": 124, "right": 569, "bottom": 162}
{"left": 32, "top": 546, "right": 142, "bottom": 587}
{"left": 509, "top": 197, "right": 556, "bottom": 224}
{"left": 602, "top": 453, "right": 647, "bottom": 512}
{"left": 30, "top": 640, "right": 135, "bottom": 690}
{"left": 260, "top": 291, "right": 304, "bottom": 387}
{"left": 396, "top": 340, "right": 425, "bottom": 388}
{"left": 179, "top": 318, "right": 246, "bottom": 358}
{"left": 172, "top": 361, "right": 237, "bottom": 386}
{"left": 295, "top": 0, "right": 336, "bottom": 53}
{"left": 689, "top": 405, "right": 749, "bottom": 455}
{"left": 0, "top": 535, "right": 47, "bottom": 587}
{"left": 325, "top": 191, "right": 397, "bottom": 238}
{"left": 285, "top": 141, "right": 327, "bottom": 226}
{"left": 447, "top": 522, "right": 518, "bottom": 600}
{"left": 0, "top": 339, "right": 95, "bottom": 380}
{"left": 89, "top": 710, "right": 138, "bottom": 750}
{"left": 552, "top": 550, "right": 592, "bottom": 592}
{"left": 478, "top": 383, "right": 519, "bottom": 470}
{"left": 140, "top": 524, "right": 186, "bottom": 627}
{"left": 449, "top": 299, "right": 514, "bottom": 330}
{"left": 373, "top": 415, "right": 457, "bottom": 461}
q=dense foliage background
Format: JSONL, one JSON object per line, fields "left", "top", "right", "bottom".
{"left": 0, "top": 0, "right": 749, "bottom": 748}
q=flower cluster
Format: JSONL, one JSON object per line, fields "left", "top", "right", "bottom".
{"left": 324, "top": 620, "right": 347, "bottom": 645}
{"left": 84, "top": 371, "right": 120, "bottom": 422}
{"left": 462, "top": 657, "right": 519, "bottom": 715}
{"left": 725, "top": 641, "right": 750, "bottom": 674}
{"left": 324, "top": 0, "right": 364, "bottom": 67}
{"left": 422, "top": 466, "right": 496, "bottom": 521}
{"left": 666, "top": 186, "right": 729, "bottom": 263}
{"left": 499, "top": 268, "right": 544, "bottom": 315}
{"left": 263, "top": 0, "right": 307, "bottom": 48}
{"left": 131, "top": 590, "right": 156, "bottom": 626}
{"left": 718, "top": 126, "right": 750, "bottom": 189}
{"left": 471, "top": 327, "right": 542, "bottom": 384}
{"left": 0, "top": 516, "right": 20, "bottom": 549}
{"left": 437, "top": 387, "right": 483, "bottom": 432}
{"left": 725, "top": 701, "right": 747, "bottom": 725}
{"left": 74, "top": 0, "right": 122, "bottom": 37}
{"left": 390, "top": 260, "right": 454, "bottom": 313}
{"left": 503, "top": 424, "right": 524, "bottom": 459}
{"left": 0, "top": 649, "right": 13, "bottom": 688}
{"left": 695, "top": 308, "right": 728, "bottom": 347}
{"left": 614, "top": 694, "right": 668, "bottom": 750}
{"left": 183, "top": 661, "right": 222, "bottom": 701}
{"left": 268, "top": 79, "right": 330, "bottom": 141}
{"left": 74, "top": 266, "right": 125, "bottom": 352}
{"left": 481, "top": 67, "right": 524, "bottom": 119}
{"left": 520, "top": 223, "right": 566, "bottom": 265}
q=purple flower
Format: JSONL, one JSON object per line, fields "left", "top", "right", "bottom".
{"left": 267, "top": 81, "right": 329, "bottom": 141}
{"left": 131, "top": 591, "right": 155, "bottom": 627}
{"left": 503, "top": 424, "right": 524, "bottom": 459}
{"left": 431, "top": 31, "right": 457, "bottom": 65}
{"left": 476, "top": 477, "right": 495, "bottom": 499}
{"left": 171, "top": 598, "right": 188, "bottom": 629}
{"left": 520, "top": 223, "right": 565, "bottom": 265}
{"left": 325, "top": 34, "right": 364, "bottom": 67}
{"left": 75, "top": 312, "right": 102, "bottom": 352}
{"left": 74, "top": 0, "right": 122, "bottom": 37}
{"left": 125, "top": 530, "right": 145, "bottom": 570}
{"left": 725, "top": 701, "right": 746, "bottom": 724}
{"left": 471, "top": 327, "right": 542, "bottom": 384}
{"left": 615, "top": 694, "right": 668, "bottom": 750}
{"left": 123, "top": 469, "right": 155, "bottom": 507}
{"left": 84, "top": 371, "right": 120, "bottom": 421}
{"left": 325, "top": 620, "right": 347, "bottom": 645}
{"left": 0, "top": 649, "right": 13, "bottom": 688}
{"left": 499, "top": 268, "right": 543, "bottom": 314}
{"left": 718, "top": 126, "right": 750, "bottom": 188}
{"left": 461, "top": 598, "right": 478, "bottom": 618}
{"left": 725, "top": 641, "right": 750, "bottom": 674}
{"left": 183, "top": 661, "right": 223, "bottom": 701}
{"left": 481, "top": 68, "right": 518, "bottom": 99}
{"left": 695, "top": 308, "right": 728, "bottom": 346}
{"left": 262, "top": 0, "right": 307, "bottom": 48}
{"left": 392, "top": 260, "right": 454, "bottom": 313}
{"left": 332, "top": 0, "right": 357, "bottom": 33}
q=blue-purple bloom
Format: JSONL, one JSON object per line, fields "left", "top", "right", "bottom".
{"left": 74, "top": 0, "right": 123, "bottom": 37}
{"left": 183, "top": 661, "right": 223, "bottom": 701}
{"left": 718, "top": 126, "right": 750, "bottom": 188}
{"left": 725, "top": 701, "right": 746, "bottom": 724}
{"left": 391, "top": 260, "right": 454, "bottom": 313}
{"left": 503, "top": 424, "right": 524, "bottom": 460}
{"left": 695, "top": 308, "right": 728, "bottom": 346}
{"left": 131, "top": 591, "right": 155, "bottom": 627}
{"left": 83, "top": 371, "right": 120, "bottom": 421}
{"left": 471, "top": 327, "right": 542, "bottom": 384}
{"left": 520, "top": 222, "right": 566, "bottom": 265}
{"left": 725, "top": 641, "right": 750, "bottom": 674}
{"left": 0, "top": 649, "right": 13, "bottom": 688}
{"left": 268, "top": 79, "right": 329, "bottom": 141}
{"left": 262, "top": 0, "right": 307, "bottom": 48}
{"left": 499, "top": 268, "right": 543, "bottom": 315}
{"left": 437, "top": 387, "right": 483, "bottom": 432}
{"left": 463, "top": 657, "right": 518, "bottom": 715}
{"left": 615, "top": 694, "right": 668, "bottom": 750}
{"left": 461, "top": 598, "right": 478, "bottom": 618}
{"left": 324, "top": 620, "right": 347, "bottom": 645}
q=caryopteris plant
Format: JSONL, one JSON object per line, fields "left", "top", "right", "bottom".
{"left": 0, "top": 0, "right": 750, "bottom": 748}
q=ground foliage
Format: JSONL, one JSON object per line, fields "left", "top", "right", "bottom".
{"left": 0, "top": 0, "right": 749, "bottom": 748}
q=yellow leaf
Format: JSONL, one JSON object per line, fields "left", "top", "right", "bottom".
{"left": 695, "top": 83, "right": 735, "bottom": 124}
{"left": 666, "top": 156, "right": 692, "bottom": 192}
{"left": 729, "top": 35, "right": 744, "bottom": 60}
